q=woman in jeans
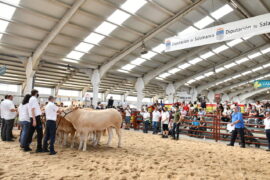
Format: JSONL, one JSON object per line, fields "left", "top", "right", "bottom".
{"left": 18, "top": 94, "right": 31, "bottom": 152}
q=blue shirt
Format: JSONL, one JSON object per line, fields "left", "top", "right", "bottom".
{"left": 231, "top": 112, "right": 244, "bottom": 128}
{"left": 192, "top": 121, "right": 200, "bottom": 126}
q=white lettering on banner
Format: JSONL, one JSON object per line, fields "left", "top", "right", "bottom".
{"left": 165, "top": 13, "right": 270, "bottom": 52}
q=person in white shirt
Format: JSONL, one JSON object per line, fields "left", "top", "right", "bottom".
{"left": 18, "top": 94, "right": 32, "bottom": 151}
{"left": 264, "top": 112, "right": 270, "bottom": 151}
{"left": 141, "top": 108, "right": 150, "bottom": 133}
{"left": 27, "top": 89, "right": 43, "bottom": 153}
{"left": 2, "top": 95, "right": 17, "bottom": 141}
{"left": 124, "top": 105, "right": 131, "bottom": 130}
{"left": 1, "top": 96, "right": 8, "bottom": 141}
{"left": 161, "top": 107, "right": 170, "bottom": 138}
{"left": 43, "top": 96, "right": 59, "bottom": 155}
{"left": 152, "top": 107, "right": 161, "bottom": 134}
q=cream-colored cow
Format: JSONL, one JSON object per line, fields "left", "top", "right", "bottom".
{"left": 62, "top": 107, "right": 122, "bottom": 151}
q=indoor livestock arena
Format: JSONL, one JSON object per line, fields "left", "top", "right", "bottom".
{"left": 0, "top": 0, "right": 270, "bottom": 179}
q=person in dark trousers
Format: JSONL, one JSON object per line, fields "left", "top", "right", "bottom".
{"left": 2, "top": 95, "right": 17, "bottom": 142}
{"left": 141, "top": 108, "right": 150, "bottom": 133}
{"left": 107, "top": 96, "right": 114, "bottom": 108}
{"left": 172, "top": 106, "right": 181, "bottom": 140}
{"left": 27, "top": 89, "right": 43, "bottom": 153}
{"left": 1, "top": 96, "right": 8, "bottom": 141}
{"left": 43, "top": 96, "right": 59, "bottom": 155}
{"left": 264, "top": 112, "right": 270, "bottom": 151}
{"left": 227, "top": 106, "right": 245, "bottom": 148}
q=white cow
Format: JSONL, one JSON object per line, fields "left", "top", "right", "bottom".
{"left": 61, "top": 107, "right": 122, "bottom": 151}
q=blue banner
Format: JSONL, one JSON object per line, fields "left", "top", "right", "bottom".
{"left": 254, "top": 80, "right": 270, "bottom": 88}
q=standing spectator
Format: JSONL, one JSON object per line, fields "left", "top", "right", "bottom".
{"left": 264, "top": 111, "right": 270, "bottom": 151}
{"left": 43, "top": 96, "right": 59, "bottom": 155}
{"left": 172, "top": 106, "right": 181, "bottom": 140}
{"left": 161, "top": 107, "right": 170, "bottom": 138}
{"left": 152, "top": 107, "right": 161, "bottom": 134}
{"left": 227, "top": 106, "right": 245, "bottom": 148}
{"left": 18, "top": 94, "right": 31, "bottom": 151}
{"left": 141, "top": 108, "right": 150, "bottom": 133}
{"left": 2, "top": 95, "right": 17, "bottom": 142}
{"left": 107, "top": 96, "right": 114, "bottom": 108}
{"left": 27, "top": 89, "right": 43, "bottom": 153}
{"left": 1, "top": 96, "right": 8, "bottom": 141}
{"left": 124, "top": 105, "right": 131, "bottom": 130}
{"left": 198, "top": 108, "right": 206, "bottom": 120}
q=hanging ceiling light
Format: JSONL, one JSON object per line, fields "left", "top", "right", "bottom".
{"left": 141, "top": 41, "right": 148, "bottom": 55}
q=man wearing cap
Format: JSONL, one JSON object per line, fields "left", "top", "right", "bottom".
{"left": 227, "top": 106, "right": 245, "bottom": 148}
{"left": 43, "top": 96, "right": 59, "bottom": 155}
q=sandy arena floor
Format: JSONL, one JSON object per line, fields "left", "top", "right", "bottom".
{"left": 0, "top": 130, "right": 270, "bottom": 180}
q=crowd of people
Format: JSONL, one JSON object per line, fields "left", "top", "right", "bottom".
{"left": 1, "top": 89, "right": 60, "bottom": 155}
{"left": 119, "top": 101, "right": 270, "bottom": 151}
{"left": 1, "top": 92, "right": 270, "bottom": 153}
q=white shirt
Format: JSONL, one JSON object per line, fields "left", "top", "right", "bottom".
{"left": 141, "top": 112, "right": 150, "bottom": 121}
{"left": 45, "top": 102, "right": 59, "bottom": 121}
{"left": 0, "top": 101, "right": 4, "bottom": 118}
{"left": 28, "top": 96, "right": 42, "bottom": 117}
{"left": 161, "top": 111, "right": 170, "bottom": 124}
{"left": 1, "top": 99, "right": 16, "bottom": 120}
{"left": 18, "top": 104, "right": 30, "bottom": 122}
{"left": 125, "top": 109, "right": 131, "bottom": 117}
{"left": 264, "top": 117, "right": 270, "bottom": 130}
{"left": 152, "top": 110, "right": 161, "bottom": 122}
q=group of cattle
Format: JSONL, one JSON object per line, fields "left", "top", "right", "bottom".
{"left": 56, "top": 107, "right": 122, "bottom": 151}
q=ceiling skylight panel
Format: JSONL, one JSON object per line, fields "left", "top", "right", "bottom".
{"left": 223, "top": 78, "right": 232, "bottom": 82}
{"left": 261, "top": 47, "right": 270, "bottom": 54}
{"left": 118, "top": 69, "right": 129, "bottom": 73}
{"left": 178, "top": 26, "right": 198, "bottom": 36}
{"left": 107, "top": 10, "right": 130, "bottom": 25}
{"left": 263, "top": 63, "right": 270, "bottom": 68}
{"left": 224, "top": 62, "right": 236, "bottom": 69}
{"left": 205, "top": 71, "right": 214, "bottom": 77}
{"left": 168, "top": 68, "right": 181, "bottom": 74}
{"left": 121, "top": 0, "right": 147, "bottom": 14}
{"left": 195, "top": 75, "right": 205, "bottom": 80}
{"left": 187, "top": 79, "right": 196, "bottom": 84}
{"left": 248, "top": 52, "right": 262, "bottom": 59}
{"left": 232, "top": 74, "right": 241, "bottom": 79}
{"left": 122, "top": 64, "right": 136, "bottom": 71}
{"left": 141, "top": 51, "right": 157, "bottom": 59}
{"left": 252, "top": 66, "right": 263, "bottom": 72}
{"left": 215, "top": 67, "right": 225, "bottom": 73}
{"left": 152, "top": 44, "right": 164, "bottom": 53}
{"left": 178, "top": 63, "right": 191, "bottom": 69}
{"left": 84, "top": 33, "right": 105, "bottom": 44}
{"left": 194, "top": 16, "right": 214, "bottom": 29}
{"left": 210, "top": 4, "right": 234, "bottom": 20}
{"left": 155, "top": 77, "right": 164, "bottom": 80}
{"left": 200, "top": 51, "right": 214, "bottom": 59}
{"left": 159, "top": 72, "right": 171, "bottom": 78}
{"left": 236, "top": 57, "right": 249, "bottom": 64}
{"left": 189, "top": 57, "right": 202, "bottom": 64}
{"left": 0, "top": 3, "right": 16, "bottom": 19}
{"left": 242, "top": 71, "right": 252, "bottom": 75}
{"left": 95, "top": 22, "right": 117, "bottom": 35}
{"left": 131, "top": 58, "right": 145, "bottom": 65}
{"left": 75, "top": 42, "right": 94, "bottom": 53}
{"left": 66, "top": 51, "right": 84, "bottom": 60}
{"left": 227, "top": 39, "right": 243, "bottom": 47}
{"left": 0, "top": 20, "right": 9, "bottom": 32}
{"left": 213, "top": 45, "right": 229, "bottom": 54}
